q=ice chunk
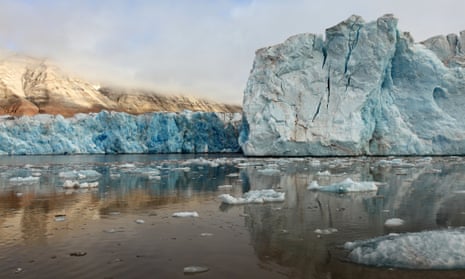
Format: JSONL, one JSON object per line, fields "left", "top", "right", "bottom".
{"left": 183, "top": 266, "right": 209, "bottom": 274}
{"left": 314, "top": 228, "right": 338, "bottom": 235}
{"left": 172, "top": 211, "right": 199, "bottom": 218}
{"left": 9, "top": 176, "right": 40, "bottom": 184}
{"left": 54, "top": 214, "right": 66, "bottom": 222}
{"left": 217, "top": 185, "right": 233, "bottom": 189}
{"left": 307, "top": 178, "right": 377, "bottom": 193}
{"left": 219, "top": 189, "right": 285, "bottom": 205}
{"left": 257, "top": 168, "right": 281, "bottom": 175}
{"left": 384, "top": 218, "right": 405, "bottom": 227}
{"left": 345, "top": 228, "right": 465, "bottom": 269}
{"left": 63, "top": 180, "right": 98, "bottom": 188}
{"left": 135, "top": 219, "right": 145, "bottom": 224}
{"left": 316, "top": 170, "right": 331, "bottom": 176}
{"left": 59, "top": 170, "right": 101, "bottom": 180}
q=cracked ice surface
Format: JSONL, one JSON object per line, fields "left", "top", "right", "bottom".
{"left": 0, "top": 110, "right": 241, "bottom": 155}
{"left": 240, "top": 14, "right": 465, "bottom": 156}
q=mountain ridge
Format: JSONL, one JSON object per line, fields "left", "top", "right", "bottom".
{"left": 0, "top": 53, "right": 241, "bottom": 117}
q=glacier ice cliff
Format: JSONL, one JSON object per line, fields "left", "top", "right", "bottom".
{"left": 240, "top": 14, "right": 465, "bottom": 156}
{"left": 0, "top": 111, "right": 241, "bottom": 155}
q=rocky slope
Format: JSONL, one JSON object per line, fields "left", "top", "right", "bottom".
{"left": 0, "top": 52, "right": 240, "bottom": 117}
{"left": 240, "top": 14, "right": 465, "bottom": 156}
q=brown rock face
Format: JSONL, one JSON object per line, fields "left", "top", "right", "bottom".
{"left": 0, "top": 52, "right": 240, "bottom": 117}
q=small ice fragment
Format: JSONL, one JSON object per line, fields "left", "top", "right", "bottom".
{"left": 172, "top": 211, "right": 199, "bottom": 218}
{"left": 183, "top": 266, "right": 209, "bottom": 274}
{"left": 119, "top": 163, "right": 136, "bottom": 168}
{"left": 200, "top": 233, "right": 213, "bottom": 237}
{"left": 217, "top": 185, "right": 233, "bottom": 189}
{"left": 257, "top": 168, "right": 280, "bottom": 175}
{"left": 135, "top": 219, "right": 145, "bottom": 224}
{"left": 316, "top": 170, "right": 331, "bottom": 176}
{"left": 314, "top": 228, "right": 338, "bottom": 235}
{"left": 16, "top": 192, "right": 23, "bottom": 197}
{"left": 9, "top": 176, "right": 40, "bottom": 184}
{"left": 308, "top": 178, "right": 377, "bottom": 193}
{"left": 15, "top": 267, "right": 23, "bottom": 274}
{"left": 226, "top": 173, "right": 239, "bottom": 177}
{"left": 63, "top": 180, "right": 80, "bottom": 188}
{"left": 219, "top": 189, "right": 285, "bottom": 205}
{"left": 54, "top": 214, "right": 66, "bottom": 222}
{"left": 384, "top": 218, "right": 405, "bottom": 227}
{"left": 173, "top": 167, "right": 191, "bottom": 172}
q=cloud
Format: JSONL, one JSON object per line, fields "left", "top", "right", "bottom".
{"left": 1, "top": 0, "right": 464, "bottom": 104}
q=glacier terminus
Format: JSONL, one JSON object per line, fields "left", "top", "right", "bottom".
{"left": 240, "top": 14, "right": 465, "bottom": 156}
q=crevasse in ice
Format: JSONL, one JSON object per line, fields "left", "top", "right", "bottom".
{"left": 0, "top": 110, "right": 241, "bottom": 155}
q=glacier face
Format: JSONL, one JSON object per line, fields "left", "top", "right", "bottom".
{"left": 0, "top": 111, "right": 241, "bottom": 155}
{"left": 240, "top": 14, "right": 465, "bottom": 156}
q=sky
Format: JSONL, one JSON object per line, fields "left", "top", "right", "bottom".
{"left": 0, "top": 0, "right": 464, "bottom": 104}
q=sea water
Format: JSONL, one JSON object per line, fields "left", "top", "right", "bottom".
{"left": 1, "top": 155, "right": 465, "bottom": 278}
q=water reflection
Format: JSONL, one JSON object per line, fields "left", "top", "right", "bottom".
{"left": 240, "top": 156, "right": 465, "bottom": 278}
{"left": 1, "top": 155, "right": 465, "bottom": 278}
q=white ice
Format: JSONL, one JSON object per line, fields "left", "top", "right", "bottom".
{"left": 172, "top": 211, "right": 199, "bottom": 218}
{"left": 9, "top": 176, "right": 40, "bottom": 184}
{"left": 307, "top": 178, "right": 377, "bottom": 193}
{"left": 219, "top": 189, "right": 285, "bottom": 205}
{"left": 345, "top": 228, "right": 465, "bottom": 269}
{"left": 384, "top": 218, "right": 405, "bottom": 227}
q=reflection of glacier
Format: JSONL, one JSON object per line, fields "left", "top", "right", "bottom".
{"left": 239, "top": 157, "right": 465, "bottom": 277}
{"left": 0, "top": 111, "right": 241, "bottom": 155}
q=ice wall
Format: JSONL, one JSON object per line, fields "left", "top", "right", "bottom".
{"left": 241, "top": 14, "right": 465, "bottom": 156}
{"left": 0, "top": 111, "right": 241, "bottom": 155}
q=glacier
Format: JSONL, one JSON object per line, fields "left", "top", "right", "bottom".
{"left": 0, "top": 110, "right": 241, "bottom": 155}
{"left": 240, "top": 14, "right": 465, "bottom": 156}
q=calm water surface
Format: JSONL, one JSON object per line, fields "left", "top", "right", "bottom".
{"left": 1, "top": 154, "right": 465, "bottom": 278}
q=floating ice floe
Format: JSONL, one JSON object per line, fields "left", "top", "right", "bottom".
{"left": 183, "top": 266, "right": 209, "bottom": 274}
{"left": 257, "top": 168, "right": 281, "bottom": 175}
{"left": 375, "top": 158, "right": 415, "bottom": 168}
{"left": 307, "top": 178, "right": 377, "bottom": 193}
{"left": 217, "top": 185, "right": 233, "bottom": 189}
{"left": 316, "top": 170, "right": 331, "bottom": 176}
{"left": 172, "top": 211, "right": 199, "bottom": 218}
{"left": 314, "top": 228, "right": 338, "bottom": 235}
{"left": 219, "top": 189, "right": 285, "bottom": 205}
{"left": 63, "top": 180, "right": 99, "bottom": 189}
{"left": 384, "top": 218, "right": 405, "bottom": 227}
{"left": 9, "top": 176, "right": 40, "bottom": 184}
{"left": 345, "top": 228, "right": 465, "bottom": 269}
{"left": 59, "top": 170, "right": 102, "bottom": 180}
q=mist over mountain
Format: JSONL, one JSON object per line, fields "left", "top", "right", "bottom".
{"left": 0, "top": 52, "right": 240, "bottom": 117}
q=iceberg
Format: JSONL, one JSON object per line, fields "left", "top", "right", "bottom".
{"left": 307, "top": 178, "right": 377, "bottom": 193}
{"left": 219, "top": 189, "right": 285, "bottom": 205}
{"left": 240, "top": 14, "right": 465, "bottom": 156}
{"left": 345, "top": 229, "right": 465, "bottom": 269}
{"left": 0, "top": 110, "right": 241, "bottom": 155}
